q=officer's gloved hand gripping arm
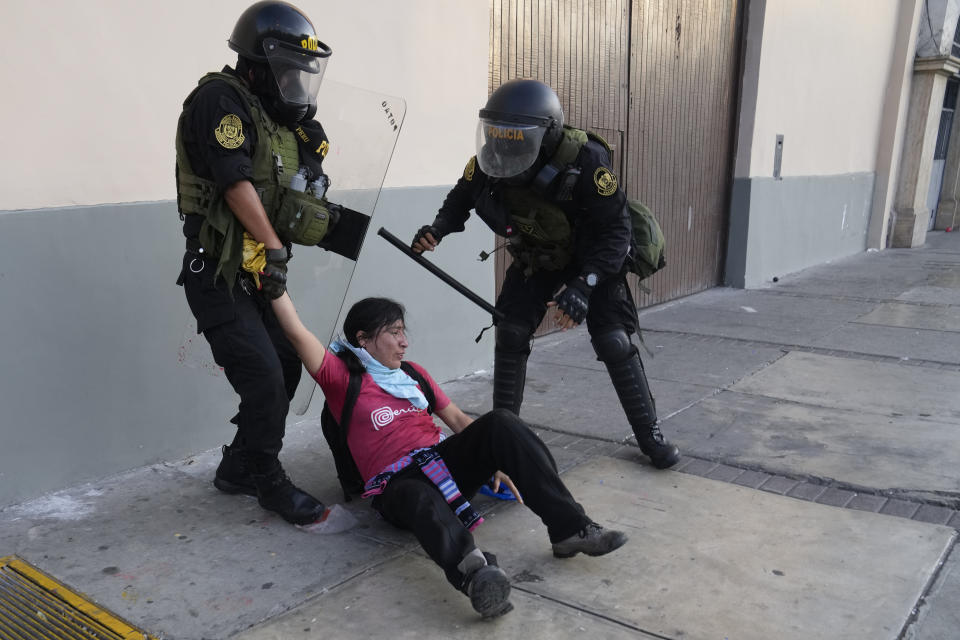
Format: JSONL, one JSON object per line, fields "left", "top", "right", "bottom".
{"left": 226, "top": 180, "right": 290, "bottom": 299}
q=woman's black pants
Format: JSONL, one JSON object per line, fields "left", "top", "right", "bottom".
{"left": 372, "top": 409, "right": 590, "bottom": 588}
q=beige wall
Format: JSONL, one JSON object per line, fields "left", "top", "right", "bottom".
{"left": 747, "top": 0, "right": 903, "bottom": 178}
{"left": 727, "top": 0, "right": 922, "bottom": 287}
{"left": 0, "top": 0, "right": 488, "bottom": 211}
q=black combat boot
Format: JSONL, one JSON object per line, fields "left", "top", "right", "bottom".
{"left": 632, "top": 421, "right": 680, "bottom": 469}
{"left": 594, "top": 331, "right": 680, "bottom": 469}
{"left": 214, "top": 444, "right": 257, "bottom": 496}
{"left": 249, "top": 455, "right": 326, "bottom": 525}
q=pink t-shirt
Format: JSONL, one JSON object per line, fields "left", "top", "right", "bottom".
{"left": 313, "top": 351, "right": 451, "bottom": 483}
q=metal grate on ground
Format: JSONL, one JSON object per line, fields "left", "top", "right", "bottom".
{"left": 0, "top": 556, "right": 155, "bottom": 640}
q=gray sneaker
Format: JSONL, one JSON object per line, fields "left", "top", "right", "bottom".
{"left": 463, "top": 565, "right": 513, "bottom": 618}
{"left": 552, "top": 522, "right": 628, "bottom": 559}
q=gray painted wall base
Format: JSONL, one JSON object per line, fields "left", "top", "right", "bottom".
{"left": 725, "top": 173, "right": 875, "bottom": 287}
{"left": 0, "top": 186, "right": 494, "bottom": 507}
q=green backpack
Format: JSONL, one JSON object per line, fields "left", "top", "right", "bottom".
{"left": 580, "top": 130, "right": 666, "bottom": 282}
{"left": 625, "top": 199, "right": 666, "bottom": 281}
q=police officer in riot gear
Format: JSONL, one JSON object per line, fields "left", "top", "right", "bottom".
{"left": 175, "top": 1, "right": 334, "bottom": 524}
{"left": 412, "top": 79, "right": 680, "bottom": 469}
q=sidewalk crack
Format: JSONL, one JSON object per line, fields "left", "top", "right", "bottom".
{"left": 508, "top": 585, "right": 680, "bottom": 639}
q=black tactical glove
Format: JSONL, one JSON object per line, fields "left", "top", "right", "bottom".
{"left": 411, "top": 224, "right": 445, "bottom": 253}
{"left": 553, "top": 277, "right": 593, "bottom": 325}
{"left": 259, "top": 246, "right": 290, "bottom": 300}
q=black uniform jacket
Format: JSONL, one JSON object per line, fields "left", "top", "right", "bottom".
{"left": 179, "top": 66, "right": 259, "bottom": 240}
{"left": 434, "top": 138, "right": 633, "bottom": 281}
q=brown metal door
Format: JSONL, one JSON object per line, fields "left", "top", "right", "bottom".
{"left": 489, "top": 0, "right": 741, "bottom": 331}
{"left": 626, "top": 0, "right": 740, "bottom": 304}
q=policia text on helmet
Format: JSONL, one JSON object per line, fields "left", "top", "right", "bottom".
{"left": 476, "top": 79, "right": 565, "bottom": 186}
{"left": 228, "top": 0, "right": 332, "bottom": 126}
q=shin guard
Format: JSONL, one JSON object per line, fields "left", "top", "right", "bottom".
{"left": 493, "top": 322, "right": 532, "bottom": 415}
{"left": 592, "top": 328, "right": 680, "bottom": 468}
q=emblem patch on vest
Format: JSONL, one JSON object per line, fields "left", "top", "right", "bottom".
{"left": 464, "top": 156, "right": 476, "bottom": 181}
{"left": 215, "top": 114, "right": 245, "bottom": 149}
{"left": 594, "top": 167, "right": 617, "bottom": 196}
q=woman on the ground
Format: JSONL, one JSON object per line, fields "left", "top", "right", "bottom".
{"left": 270, "top": 292, "right": 627, "bottom": 618}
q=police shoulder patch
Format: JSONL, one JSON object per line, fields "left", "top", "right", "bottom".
{"left": 464, "top": 156, "right": 477, "bottom": 181}
{"left": 215, "top": 114, "right": 245, "bottom": 149}
{"left": 594, "top": 167, "right": 617, "bottom": 196}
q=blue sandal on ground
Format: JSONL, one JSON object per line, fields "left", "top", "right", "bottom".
{"left": 478, "top": 481, "right": 516, "bottom": 501}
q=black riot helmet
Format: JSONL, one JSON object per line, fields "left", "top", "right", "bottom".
{"left": 476, "top": 79, "right": 564, "bottom": 179}
{"left": 229, "top": 1, "right": 332, "bottom": 124}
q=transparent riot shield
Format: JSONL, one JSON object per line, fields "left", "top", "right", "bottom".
{"left": 178, "top": 80, "right": 406, "bottom": 418}
{"left": 288, "top": 80, "right": 406, "bottom": 414}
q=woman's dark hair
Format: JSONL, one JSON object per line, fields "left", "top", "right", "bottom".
{"left": 336, "top": 297, "right": 406, "bottom": 374}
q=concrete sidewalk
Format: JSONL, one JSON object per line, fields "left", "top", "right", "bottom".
{"left": 1, "top": 232, "right": 959, "bottom": 639}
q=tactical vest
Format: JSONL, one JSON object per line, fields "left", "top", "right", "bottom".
{"left": 497, "top": 126, "right": 590, "bottom": 274}
{"left": 175, "top": 71, "right": 333, "bottom": 286}
{"left": 501, "top": 125, "right": 665, "bottom": 281}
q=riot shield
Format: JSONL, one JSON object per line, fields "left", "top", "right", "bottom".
{"left": 178, "top": 80, "right": 406, "bottom": 417}
{"left": 288, "top": 80, "right": 405, "bottom": 414}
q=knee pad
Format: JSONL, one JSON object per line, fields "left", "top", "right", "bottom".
{"left": 591, "top": 327, "right": 635, "bottom": 364}
{"left": 495, "top": 321, "right": 532, "bottom": 354}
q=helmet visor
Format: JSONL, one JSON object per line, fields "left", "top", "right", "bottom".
{"left": 475, "top": 120, "right": 546, "bottom": 178}
{"left": 263, "top": 37, "right": 330, "bottom": 106}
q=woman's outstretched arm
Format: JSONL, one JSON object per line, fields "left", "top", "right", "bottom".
{"left": 270, "top": 292, "right": 326, "bottom": 377}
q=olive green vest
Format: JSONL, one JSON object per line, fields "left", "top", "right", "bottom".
{"left": 502, "top": 126, "right": 590, "bottom": 273}
{"left": 175, "top": 72, "right": 331, "bottom": 287}
{"left": 503, "top": 126, "right": 666, "bottom": 282}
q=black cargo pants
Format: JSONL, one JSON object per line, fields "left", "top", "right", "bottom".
{"left": 371, "top": 409, "right": 591, "bottom": 589}
{"left": 179, "top": 250, "right": 302, "bottom": 457}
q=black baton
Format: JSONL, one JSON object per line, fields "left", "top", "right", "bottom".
{"left": 377, "top": 227, "right": 505, "bottom": 321}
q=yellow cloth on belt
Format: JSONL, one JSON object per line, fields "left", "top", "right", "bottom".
{"left": 241, "top": 232, "right": 267, "bottom": 288}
